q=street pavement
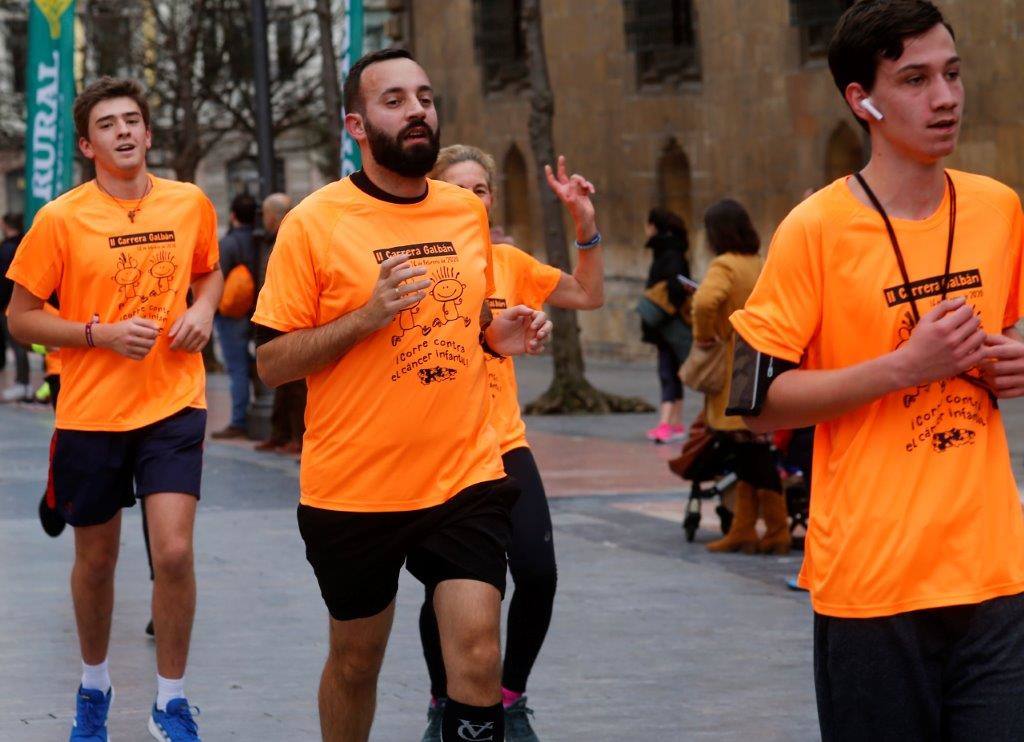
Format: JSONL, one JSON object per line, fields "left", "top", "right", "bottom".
{"left": 1, "top": 352, "right": 1022, "bottom": 741}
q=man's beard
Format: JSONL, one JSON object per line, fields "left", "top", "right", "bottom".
{"left": 364, "top": 117, "right": 441, "bottom": 178}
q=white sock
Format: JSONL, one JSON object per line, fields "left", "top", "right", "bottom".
{"left": 156, "top": 674, "right": 185, "bottom": 712}
{"left": 81, "top": 659, "right": 111, "bottom": 693}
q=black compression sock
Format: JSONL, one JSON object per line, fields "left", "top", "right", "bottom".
{"left": 441, "top": 698, "right": 504, "bottom": 742}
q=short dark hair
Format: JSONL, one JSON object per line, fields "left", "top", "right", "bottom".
{"left": 828, "top": 0, "right": 954, "bottom": 127}
{"left": 343, "top": 48, "right": 415, "bottom": 116}
{"left": 2, "top": 212, "right": 23, "bottom": 234}
{"left": 73, "top": 76, "right": 151, "bottom": 141}
{"left": 704, "top": 199, "right": 760, "bottom": 256}
{"left": 231, "top": 192, "right": 258, "bottom": 226}
{"left": 647, "top": 207, "right": 687, "bottom": 238}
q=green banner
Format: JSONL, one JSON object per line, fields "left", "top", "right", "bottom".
{"left": 340, "top": 0, "right": 364, "bottom": 177}
{"left": 24, "top": 0, "right": 76, "bottom": 227}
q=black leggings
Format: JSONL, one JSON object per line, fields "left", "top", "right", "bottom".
{"left": 656, "top": 340, "right": 684, "bottom": 403}
{"left": 420, "top": 446, "right": 558, "bottom": 696}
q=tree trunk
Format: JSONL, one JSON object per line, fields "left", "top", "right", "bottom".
{"left": 520, "top": 0, "right": 651, "bottom": 414}
{"left": 315, "top": 0, "right": 342, "bottom": 181}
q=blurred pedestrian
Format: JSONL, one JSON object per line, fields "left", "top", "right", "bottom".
{"left": 690, "top": 199, "right": 789, "bottom": 555}
{"left": 0, "top": 212, "right": 31, "bottom": 402}
{"left": 212, "top": 192, "right": 258, "bottom": 439}
{"left": 252, "top": 193, "right": 307, "bottom": 455}
{"left": 639, "top": 207, "right": 693, "bottom": 443}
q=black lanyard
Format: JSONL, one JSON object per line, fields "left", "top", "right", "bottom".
{"left": 854, "top": 171, "right": 996, "bottom": 404}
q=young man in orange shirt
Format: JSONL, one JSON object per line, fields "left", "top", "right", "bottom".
{"left": 729, "top": 2, "right": 1024, "bottom": 738}
{"left": 6, "top": 77, "right": 221, "bottom": 742}
{"left": 254, "top": 49, "right": 551, "bottom": 742}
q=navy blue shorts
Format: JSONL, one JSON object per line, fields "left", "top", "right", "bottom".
{"left": 50, "top": 407, "right": 207, "bottom": 527}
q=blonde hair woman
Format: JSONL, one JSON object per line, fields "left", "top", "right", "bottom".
{"left": 418, "top": 144, "right": 604, "bottom": 742}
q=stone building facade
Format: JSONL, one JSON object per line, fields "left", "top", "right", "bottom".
{"left": 410, "top": 0, "right": 1024, "bottom": 357}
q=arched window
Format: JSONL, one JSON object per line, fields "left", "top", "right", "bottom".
{"left": 825, "top": 121, "right": 866, "bottom": 183}
{"left": 656, "top": 138, "right": 692, "bottom": 229}
{"left": 502, "top": 144, "right": 534, "bottom": 252}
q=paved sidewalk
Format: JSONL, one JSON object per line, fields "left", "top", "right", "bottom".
{"left": 1, "top": 353, "right": 1021, "bottom": 740}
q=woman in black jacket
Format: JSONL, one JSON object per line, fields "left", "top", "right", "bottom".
{"left": 641, "top": 207, "right": 693, "bottom": 443}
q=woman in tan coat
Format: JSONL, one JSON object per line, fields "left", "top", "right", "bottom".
{"left": 690, "top": 199, "right": 790, "bottom": 554}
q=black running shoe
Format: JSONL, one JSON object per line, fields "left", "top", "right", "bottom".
{"left": 38, "top": 494, "right": 65, "bottom": 538}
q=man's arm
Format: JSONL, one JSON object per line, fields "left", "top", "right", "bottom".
{"left": 256, "top": 253, "right": 430, "bottom": 388}
{"left": 744, "top": 298, "right": 988, "bottom": 433}
{"left": 7, "top": 284, "right": 159, "bottom": 360}
{"left": 168, "top": 267, "right": 224, "bottom": 352}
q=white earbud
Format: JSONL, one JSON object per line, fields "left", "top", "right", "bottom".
{"left": 862, "top": 98, "right": 884, "bottom": 122}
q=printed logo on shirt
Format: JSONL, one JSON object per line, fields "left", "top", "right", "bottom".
{"left": 487, "top": 297, "right": 508, "bottom": 311}
{"left": 372, "top": 241, "right": 457, "bottom": 263}
{"left": 108, "top": 231, "right": 176, "bottom": 249}
{"left": 883, "top": 269, "right": 982, "bottom": 307}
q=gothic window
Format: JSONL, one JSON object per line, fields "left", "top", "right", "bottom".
{"left": 790, "top": 0, "right": 855, "bottom": 62}
{"left": 624, "top": 0, "right": 700, "bottom": 88}
{"left": 502, "top": 145, "right": 534, "bottom": 251}
{"left": 472, "top": 0, "right": 528, "bottom": 94}
{"left": 656, "top": 139, "right": 692, "bottom": 227}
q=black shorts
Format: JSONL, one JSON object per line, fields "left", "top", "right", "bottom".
{"left": 51, "top": 407, "right": 206, "bottom": 527}
{"left": 297, "top": 477, "right": 519, "bottom": 621}
{"left": 815, "top": 592, "right": 1024, "bottom": 741}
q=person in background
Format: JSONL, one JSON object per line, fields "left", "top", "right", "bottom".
{"left": 212, "top": 192, "right": 259, "bottom": 439}
{"left": 691, "top": 199, "right": 790, "bottom": 555}
{"left": 0, "top": 212, "right": 31, "bottom": 402}
{"left": 641, "top": 207, "right": 693, "bottom": 443}
{"left": 252, "top": 192, "right": 307, "bottom": 455}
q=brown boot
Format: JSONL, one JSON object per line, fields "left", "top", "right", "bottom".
{"left": 707, "top": 481, "right": 759, "bottom": 554}
{"left": 757, "top": 489, "right": 792, "bottom": 555}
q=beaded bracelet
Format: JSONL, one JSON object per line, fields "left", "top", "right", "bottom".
{"left": 85, "top": 317, "right": 98, "bottom": 348}
{"left": 575, "top": 230, "right": 602, "bottom": 250}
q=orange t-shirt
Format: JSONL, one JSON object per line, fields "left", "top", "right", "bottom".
{"left": 486, "top": 243, "right": 561, "bottom": 454}
{"left": 731, "top": 170, "right": 1024, "bottom": 618}
{"left": 7, "top": 177, "right": 219, "bottom": 431}
{"left": 252, "top": 177, "right": 506, "bottom": 512}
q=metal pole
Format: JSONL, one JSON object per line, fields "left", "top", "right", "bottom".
{"left": 247, "top": 0, "right": 275, "bottom": 440}
{"left": 250, "top": 0, "right": 276, "bottom": 197}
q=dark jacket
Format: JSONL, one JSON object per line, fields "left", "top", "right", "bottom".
{"left": 644, "top": 232, "right": 691, "bottom": 306}
{"left": 0, "top": 233, "right": 23, "bottom": 312}
{"left": 219, "top": 224, "right": 258, "bottom": 280}
{"left": 641, "top": 232, "right": 691, "bottom": 345}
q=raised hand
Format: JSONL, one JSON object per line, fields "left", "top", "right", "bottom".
{"left": 979, "top": 332, "right": 1024, "bottom": 398}
{"left": 94, "top": 316, "right": 160, "bottom": 361}
{"left": 544, "top": 155, "right": 597, "bottom": 241}
{"left": 361, "top": 253, "right": 432, "bottom": 332}
{"left": 169, "top": 304, "right": 214, "bottom": 352}
{"left": 894, "top": 298, "right": 987, "bottom": 387}
{"left": 486, "top": 305, "right": 552, "bottom": 357}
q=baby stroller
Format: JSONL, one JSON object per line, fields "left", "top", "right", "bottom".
{"left": 669, "top": 413, "right": 739, "bottom": 543}
{"left": 669, "top": 415, "right": 812, "bottom": 545}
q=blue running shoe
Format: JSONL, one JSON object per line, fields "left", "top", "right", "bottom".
{"left": 419, "top": 698, "right": 445, "bottom": 742}
{"left": 505, "top": 697, "right": 541, "bottom": 742}
{"left": 148, "top": 698, "right": 201, "bottom": 741}
{"left": 69, "top": 685, "right": 112, "bottom": 741}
